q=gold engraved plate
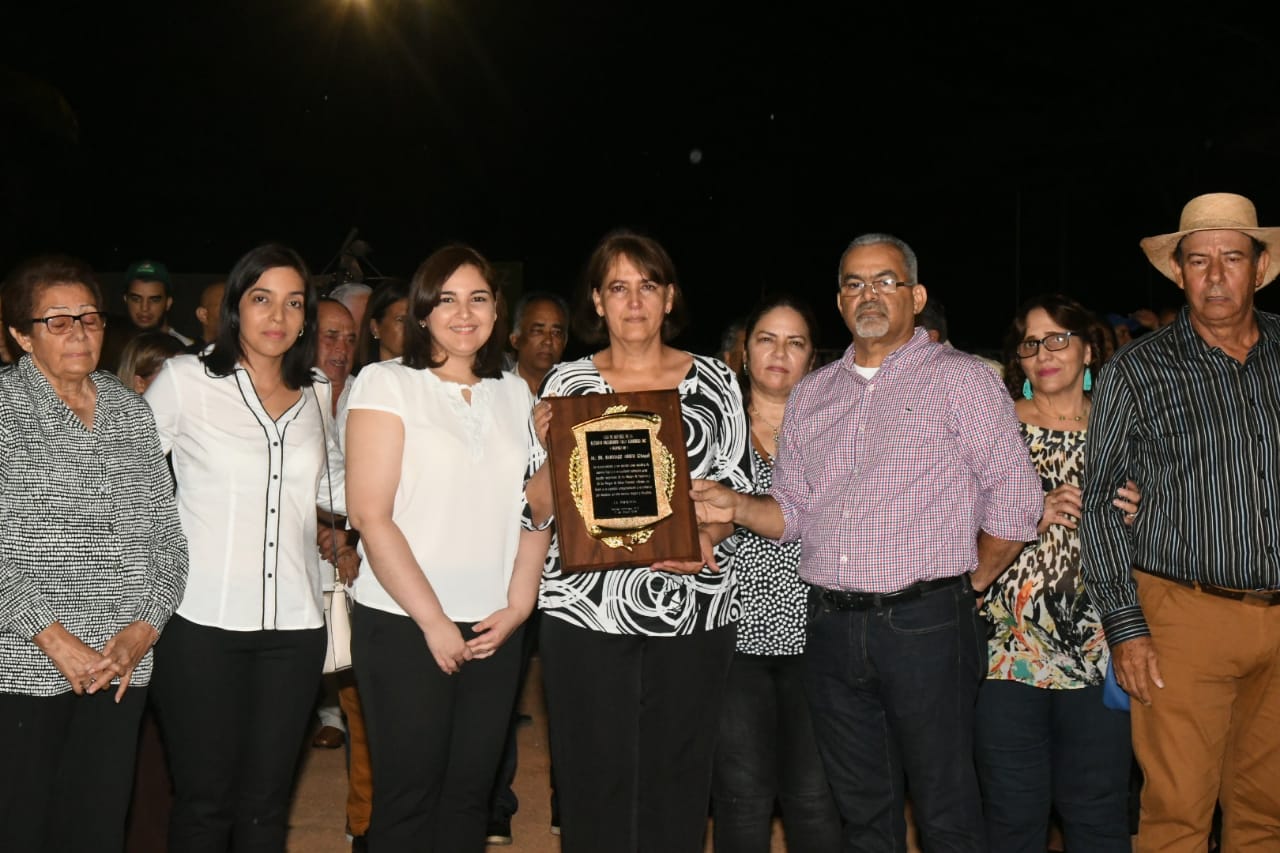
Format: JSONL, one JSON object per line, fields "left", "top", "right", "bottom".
{"left": 568, "top": 405, "right": 676, "bottom": 550}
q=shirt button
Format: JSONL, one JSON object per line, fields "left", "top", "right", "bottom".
{"left": 270, "top": 508, "right": 276, "bottom": 514}
{"left": 273, "top": 475, "right": 279, "bottom": 480}
{"left": 273, "top": 441, "right": 280, "bottom": 446}
{"left": 267, "top": 572, "right": 273, "bottom": 578}
{"left": 268, "top": 542, "right": 274, "bottom": 547}
{"left": 842, "top": 511, "right": 851, "bottom": 520}
{"left": 840, "top": 554, "right": 848, "bottom": 563}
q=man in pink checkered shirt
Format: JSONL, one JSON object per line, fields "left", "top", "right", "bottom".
{"left": 693, "top": 232, "right": 1041, "bottom": 852}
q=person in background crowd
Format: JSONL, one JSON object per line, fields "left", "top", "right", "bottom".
{"left": 486, "top": 288, "right": 571, "bottom": 846}
{"left": 976, "top": 292, "right": 1140, "bottom": 852}
{"left": 353, "top": 279, "right": 409, "bottom": 373}
{"left": 0, "top": 291, "right": 14, "bottom": 364}
{"left": 504, "top": 290, "right": 569, "bottom": 394}
{"left": 716, "top": 315, "right": 747, "bottom": 377}
{"left": 524, "top": 228, "right": 753, "bottom": 853}
{"left": 345, "top": 244, "right": 550, "bottom": 852}
{"left": 917, "top": 297, "right": 1003, "bottom": 377}
{"left": 710, "top": 293, "right": 841, "bottom": 853}
{"left": 691, "top": 232, "right": 1042, "bottom": 851}
{"left": 0, "top": 254, "right": 188, "bottom": 852}
{"left": 1083, "top": 192, "right": 1280, "bottom": 851}
{"left": 307, "top": 296, "right": 373, "bottom": 850}
{"left": 312, "top": 296, "right": 359, "bottom": 751}
{"left": 116, "top": 331, "right": 186, "bottom": 395}
{"left": 331, "top": 282, "right": 374, "bottom": 331}
{"left": 123, "top": 259, "right": 194, "bottom": 346}
{"left": 144, "top": 242, "right": 346, "bottom": 851}
{"left": 192, "top": 280, "right": 226, "bottom": 350}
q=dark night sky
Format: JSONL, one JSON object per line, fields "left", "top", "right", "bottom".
{"left": 5, "top": 3, "right": 1280, "bottom": 356}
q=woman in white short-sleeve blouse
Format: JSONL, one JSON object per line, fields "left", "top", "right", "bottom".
{"left": 345, "top": 244, "right": 550, "bottom": 851}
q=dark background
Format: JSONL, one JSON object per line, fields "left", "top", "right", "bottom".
{"left": 4, "top": 3, "right": 1280, "bottom": 357}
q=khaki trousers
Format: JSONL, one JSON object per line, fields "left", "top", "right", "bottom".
{"left": 1133, "top": 573, "right": 1280, "bottom": 852}
{"left": 339, "top": 677, "right": 373, "bottom": 835}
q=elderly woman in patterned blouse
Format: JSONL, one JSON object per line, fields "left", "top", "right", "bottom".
{"left": 0, "top": 254, "right": 188, "bottom": 852}
{"left": 524, "top": 229, "right": 754, "bottom": 853}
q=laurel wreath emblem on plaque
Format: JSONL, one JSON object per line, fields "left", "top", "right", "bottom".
{"left": 568, "top": 405, "right": 677, "bottom": 551}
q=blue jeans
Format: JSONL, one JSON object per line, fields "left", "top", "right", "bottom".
{"left": 803, "top": 580, "right": 987, "bottom": 853}
{"left": 711, "top": 652, "right": 841, "bottom": 853}
{"left": 974, "top": 679, "right": 1132, "bottom": 852}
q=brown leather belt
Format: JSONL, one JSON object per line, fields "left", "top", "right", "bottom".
{"left": 817, "top": 574, "right": 968, "bottom": 611}
{"left": 1140, "top": 569, "right": 1280, "bottom": 607}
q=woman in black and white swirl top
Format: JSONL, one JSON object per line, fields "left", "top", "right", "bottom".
{"left": 525, "top": 229, "right": 753, "bottom": 853}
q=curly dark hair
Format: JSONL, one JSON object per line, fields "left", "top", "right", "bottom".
{"left": 1001, "top": 293, "right": 1106, "bottom": 400}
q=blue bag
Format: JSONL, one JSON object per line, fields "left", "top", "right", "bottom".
{"left": 1103, "top": 658, "right": 1130, "bottom": 712}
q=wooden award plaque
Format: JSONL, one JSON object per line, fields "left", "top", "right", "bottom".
{"left": 545, "top": 389, "right": 700, "bottom": 573}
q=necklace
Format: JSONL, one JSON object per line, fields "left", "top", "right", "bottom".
{"left": 749, "top": 404, "right": 782, "bottom": 444}
{"left": 1032, "top": 397, "right": 1087, "bottom": 423}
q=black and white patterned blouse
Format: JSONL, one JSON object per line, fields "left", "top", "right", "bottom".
{"left": 734, "top": 446, "right": 809, "bottom": 656}
{"left": 0, "top": 357, "right": 189, "bottom": 697}
{"left": 528, "top": 353, "right": 752, "bottom": 636}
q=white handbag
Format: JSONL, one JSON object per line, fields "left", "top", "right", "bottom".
{"left": 316, "top": 384, "right": 353, "bottom": 675}
{"left": 322, "top": 584, "right": 353, "bottom": 674}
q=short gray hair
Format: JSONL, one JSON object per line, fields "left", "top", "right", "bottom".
{"left": 329, "top": 282, "right": 373, "bottom": 311}
{"left": 836, "top": 233, "right": 919, "bottom": 285}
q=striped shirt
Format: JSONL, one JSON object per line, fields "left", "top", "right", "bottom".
{"left": 1081, "top": 307, "right": 1280, "bottom": 644}
{"left": 771, "top": 329, "right": 1041, "bottom": 592}
{"left": 0, "top": 357, "right": 188, "bottom": 697}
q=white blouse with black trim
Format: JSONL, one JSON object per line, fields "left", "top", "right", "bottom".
{"left": 144, "top": 353, "right": 345, "bottom": 632}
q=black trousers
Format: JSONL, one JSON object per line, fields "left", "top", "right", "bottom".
{"left": 540, "top": 618, "right": 736, "bottom": 853}
{"left": 150, "top": 615, "right": 326, "bottom": 853}
{"left": 0, "top": 686, "right": 147, "bottom": 853}
{"left": 353, "top": 603, "right": 525, "bottom": 853}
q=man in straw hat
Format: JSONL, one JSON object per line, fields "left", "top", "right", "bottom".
{"left": 1081, "top": 192, "right": 1280, "bottom": 850}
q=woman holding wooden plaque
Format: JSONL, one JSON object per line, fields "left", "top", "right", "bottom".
{"left": 525, "top": 228, "right": 753, "bottom": 853}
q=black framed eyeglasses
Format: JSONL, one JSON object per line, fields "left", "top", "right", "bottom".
{"left": 29, "top": 312, "right": 107, "bottom": 334}
{"left": 1016, "top": 331, "right": 1078, "bottom": 358}
{"left": 838, "top": 277, "right": 915, "bottom": 297}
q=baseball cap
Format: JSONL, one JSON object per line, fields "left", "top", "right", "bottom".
{"left": 125, "top": 259, "right": 171, "bottom": 286}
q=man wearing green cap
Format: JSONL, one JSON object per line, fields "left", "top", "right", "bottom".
{"left": 123, "top": 259, "right": 193, "bottom": 346}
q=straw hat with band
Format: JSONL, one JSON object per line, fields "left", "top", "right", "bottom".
{"left": 1140, "top": 192, "right": 1280, "bottom": 288}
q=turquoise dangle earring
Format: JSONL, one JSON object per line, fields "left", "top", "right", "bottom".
{"left": 1083, "top": 368, "right": 1093, "bottom": 392}
{"left": 1022, "top": 378, "right": 1033, "bottom": 400}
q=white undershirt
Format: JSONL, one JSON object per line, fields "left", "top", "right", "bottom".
{"left": 347, "top": 361, "right": 533, "bottom": 622}
{"left": 145, "top": 354, "right": 345, "bottom": 630}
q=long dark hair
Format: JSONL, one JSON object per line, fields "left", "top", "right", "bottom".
{"left": 201, "top": 243, "right": 318, "bottom": 388}
{"left": 1001, "top": 292, "right": 1105, "bottom": 400}
{"left": 353, "top": 278, "right": 409, "bottom": 374}
{"left": 401, "top": 244, "right": 507, "bottom": 378}
{"left": 738, "top": 292, "right": 820, "bottom": 408}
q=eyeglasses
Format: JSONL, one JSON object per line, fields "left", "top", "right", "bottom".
{"left": 838, "top": 278, "right": 914, "bottom": 297}
{"left": 1016, "top": 331, "right": 1078, "bottom": 358}
{"left": 29, "top": 312, "right": 107, "bottom": 334}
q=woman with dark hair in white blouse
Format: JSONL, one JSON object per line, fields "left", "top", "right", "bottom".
{"left": 524, "top": 229, "right": 753, "bottom": 853}
{"left": 144, "top": 243, "right": 345, "bottom": 852}
{"left": 345, "top": 244, "right": 550, "bottom": 852}
{"left": 0, "top": 254, "right": 188, "bottom": 852}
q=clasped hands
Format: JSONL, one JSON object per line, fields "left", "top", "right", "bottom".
{"left": 36, "top": 619, "right": 158, "bottom": 702}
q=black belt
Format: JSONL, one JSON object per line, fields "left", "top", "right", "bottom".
{"left": 1139, "top": 569, "right": 1280, "bottom": 607}
{"left": 817, "top": 574, "right": 968, "bottom": 612}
